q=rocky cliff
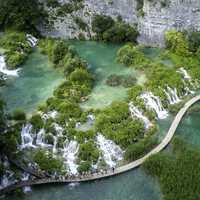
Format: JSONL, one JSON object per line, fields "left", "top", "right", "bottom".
{"left": 40, "top": 0, "right": 200, "bottom": 46}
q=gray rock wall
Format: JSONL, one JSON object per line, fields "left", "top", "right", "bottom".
{"left": 41, "top": 0, "right": 200, "bottom": 47}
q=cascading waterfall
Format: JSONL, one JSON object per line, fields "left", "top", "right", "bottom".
{"left": 21, "top": 173, "right": 31, "bottom": 193}
{"left": 140, "top": 92, "right": 168, "bottom": 119}
{"left": 40, "top": 110, "right": 59, "bottom": 121}
{"left": 21, "top": 124, "right": 36, "bottom": 149}
{"left": 129, "top": 102, "right": 152, "bottom": 129}
{"left": 63, "top": 141, "right": 79, "bottom": 175}
{"left": 164, "top": 86, "right": 181, "bottom": 105}
{"left": 96, "top": 134, "right": 123, "bottom": 168}
{"left": 0, "top": 55, "right": 20, "bottom": 77}
{"left": 36, "top": 129, "right": 50, "bottom": 147}
{"left": 26, "top": 34, "right": 38, "bottom": 47}
{"left": 178, "top": 67, "right": 191, "bottom": 80}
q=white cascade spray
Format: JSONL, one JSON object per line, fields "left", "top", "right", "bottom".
{"left": 63, "top": 141, "right": 79, "bottom": 175}
{"left": 21, "top": 173, "right": 32, "bottom": 193}
{"left": 96, "top": 134, "right": 123, "bottom": 168}
{"left": 21, "top": 124, "right": 36, "bottom": 149}
{"left": 129, "top": 102, "right": 152, "bottom": 129}
{"left": 36, "top": 129, "right": 50, "bottom": 147}
{"left": 178, "top": 67, "right": 191, "bottom": 80}
{"left": 0, "top": 55, "right": 20, "bottom": 77}
{"left": 26, "top": 34, "right": 38, "bottom": 47}
{"left": 140, "top": 92, "right": 168, "bottom": 119}
{"left": 164, "top": 86, "right": 181, "bottom": 105}
{"left": 40, "top": 110, "right": 59, "bottom": 121}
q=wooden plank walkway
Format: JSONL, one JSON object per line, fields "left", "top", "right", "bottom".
{"left": 1, "top": 95, "right": 200, "bottom": 194}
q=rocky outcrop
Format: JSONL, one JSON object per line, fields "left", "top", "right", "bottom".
{"left": 139, "top": 0, "right": 200, "bottom": 46}
{"left": 40, "top": 0, "right": 200, "bottom": 47}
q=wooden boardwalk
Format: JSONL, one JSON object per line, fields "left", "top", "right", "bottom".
{"left": 1, "top": 95, "right": 200, "bottom": 194}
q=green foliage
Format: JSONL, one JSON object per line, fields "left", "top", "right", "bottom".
{"left": 92, "top": 15, "right": 139, "bottom": 43}
{"left": 165, "top": 31, "right": 190, "bottom": 56}
{"left": 0, "top": 31, "right": 32, "bottom": 68}
{"left": 78, "top": 161, "right": 91, "bottom": 173}
{"left": 125, "top": 135, "right": 158, "bottom": 161}
{"left": 29, "top": 114, "right": 44, "bottom": 130}
{"left": 11, "top": 109, "right": 26, "bottom": 121}
{"left": 187, "top": 31, "right": 200, "bottom": 53}
{"left": 92, "top": 15, "right": 114, "bottom": 36}
{"left": 117, "top": 44, "right": 148, "bottom": 67}
{"left": 78, "top": 141, "right": 99, "bottom": 163}
{"left": 50, "top": 40, "right": 69, "bottom": 65}
{"left": 0, "top": 0, "right": 46, "bottom": 33}
{"left": 33, "top": 149, "right": 64, "bottom": 174}
{"left": 143, "top": 137, "right": 200, "bottom": 200}
{"left": 0, "top": 130, "right": 20, "bottom": 156}
{"left": 95, "top": 101, "right": 145, "bottom": 148}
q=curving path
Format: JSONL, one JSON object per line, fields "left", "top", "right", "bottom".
{"left": 1, "top": 95, "right": 200, "bottom": 194}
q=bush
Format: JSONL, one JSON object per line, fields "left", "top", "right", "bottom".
{"left": 78, "top": 141, "right": 99, "bottom": 163}
{"left": 117, "top": 44, "right": 148, "bottom": 67}
{"left": 50, "top": 40, "right": 69, "bottom": 65}
{"left": 124, "top": 136, "right": 158, "bottom": 161}
{"left": 11, "top": 109, "right": 26, "bottom": 121}
{"left": 92, "top": 14, "right": 139, "bottom": 43}
{"left": 187, "top": 31, "right": 200, "bottom": 53}
{"left": 33, "top": 149, "right": 64, "bottom": 174}
{"left": 29, "top": 114, "right": 44, "bottom": 130}
{"left": 92, "top": 15, "right": 114, "bottom": 37}
{"left": 78, "top": 161, "right": 91, "bottom": 173}
{"left": 165, "top": 31, "right": 190, "bottom": 56}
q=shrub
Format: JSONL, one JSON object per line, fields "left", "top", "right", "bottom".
{"left": 78, "top": 141, "right": 99, "bottom": 163}
{"left": 165, "top": 31, "right": 190, "bottom": 56}
{"left": 29, "top": 114, "right": 44, "bottom": 130}
{"left": 117, "top": 44, "right": 148, "bottom": 67}
{"left": 33, "top": 149, "right": 64, "bottom": 173}
{"left": 124, "top": 136, "right": 158, "bottom": 161}
{"left": 11, "top": 109, "right": 26, "bottom": 121}
{"left": 78, "top": 161, "right": 91, "bottom": 173}
{"left": 50, "top": 40, "right": 69, "bottom": 65}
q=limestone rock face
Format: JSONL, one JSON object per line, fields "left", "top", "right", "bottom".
{"left": 40, "top": 0, "right": 200, "bottom": 46}
{"left": 139, "top": 0, "right": 200, "bottom": 46}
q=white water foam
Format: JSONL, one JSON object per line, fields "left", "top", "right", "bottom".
{"left": 0, "top": 55, "right": 20, "bottom": 77}
{"left": 141, "top": 92, "right": 168, "bottom": 119}
{"left": 96, "top": 134, "right": 123, "bottom": 168}
{"left": 129, "top": 102, "right": 152, "bottom": 129}
{"left": 63, "top": 141, "right": 79, "bottom": 175}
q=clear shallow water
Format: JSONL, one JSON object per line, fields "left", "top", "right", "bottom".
{"left": 0, "top": 50, "right": 64, "bottom": 113}
{"left": 68, "top": 41, "right": 146, "bottom": 110}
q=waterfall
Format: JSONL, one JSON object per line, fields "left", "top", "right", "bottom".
{"left": 0, "top": 55, "right": 20, "bottom": 77}
{"left": 164, "top": 86, "right": 181, "bottom": 105}
{"left": 36, "top": 129, "right": 50, "bottom": 147}
{"left": 26, "top": 34, "right": 38, "bottom": 47}
{"left": 129, "top": 102, "right": 152, "bottom": 129}
{"left": 21, "top": 173, "right": 32, "bottom": 193}
{"left": 53, "top": 136, "right": 58, "bottom": 154}
{"left": 63, "top": 141, "right": 79, "bottom": 175}
{"left": 21, "top": 124, "right": 36, "bottom": 149}
{"left": 140, "top": 92, "right": 168, "bottom": 119}
{"left": 40, "top": 110, "right": 59, "bottom": 121}
{"left": 96, "top": 134, "right": 123, "bottom": 168}
{"left": 53, "top": 123, "right": 64, "bottom": 135}
{"left": 178, "top": 67, "right": 191, "bottom": 80}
